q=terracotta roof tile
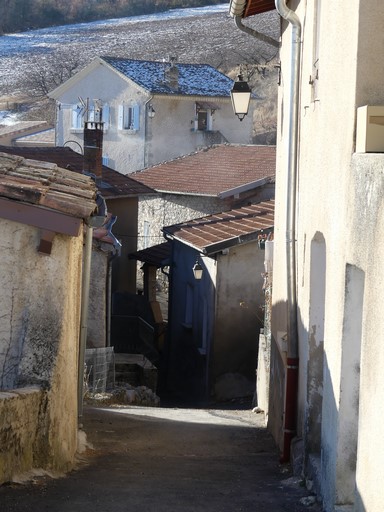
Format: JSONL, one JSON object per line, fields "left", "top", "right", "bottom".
{"left": 0, "top": 121, "right": 49, "bottom": 137}
{"left": 0, "top": 152, "right": 96, "bottom": 219}
{"left": 131, "top": 144, "right": 276, "bottom": 196}
{"left": 163, "top": 200, "right": 274, "bottom": 254}
{"left": 0, "top": 146, "right": 154, "bottom": 198}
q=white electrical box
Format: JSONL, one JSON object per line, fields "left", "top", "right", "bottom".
{"left": 356, "top": 105, "right": 384, "bottom": 153}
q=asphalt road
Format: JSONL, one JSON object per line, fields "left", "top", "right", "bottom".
{"left": 0, "top": 404, "right": 320, "bottom": 511}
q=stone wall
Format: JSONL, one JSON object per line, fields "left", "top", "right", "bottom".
{"left": 0, "top": 387, "right": 45, "bottom": 482}
{"left": 0, "top": 219, "right": 83, "bottom": 483}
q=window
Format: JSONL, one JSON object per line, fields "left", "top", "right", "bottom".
{"left": 196, "top": 109, "right": 213, "bottom": 131}
{"left": 118, "top": 104, "right": 140, "bottom": 131}
{"left": 71, "top": 101, "right": 109, "bottom": 130}
{"left": 71, "top": 104, "right": 83, "bottom": 130}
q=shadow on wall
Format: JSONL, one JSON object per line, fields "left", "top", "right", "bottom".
{"left": 267, "top": 298, "right": 364, "bottom": 511}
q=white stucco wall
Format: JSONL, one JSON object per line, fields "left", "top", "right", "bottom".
{"left": 52, "top": 60, "right": 254, "bottom": 174}
{"left": 0, "top": 218, "right": 83, "bottom": 482}
{"left": 270, "top": 1, "right": 384, "bottom": 510}
{"left": 214, "top": 242, "right": 265, "bottom": 386}
{"left": 54, "top": 62, "right": 149, "bottom": 173}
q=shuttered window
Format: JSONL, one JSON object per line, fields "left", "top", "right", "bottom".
{"left": 71, "top": 104, "right": 83, "bottom": 129}
{"left": 118, "top": 104, "right": 140, "bottom": 131}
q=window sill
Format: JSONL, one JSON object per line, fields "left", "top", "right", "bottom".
{"left": 119, "top": 129, "right": 138, "bottom": 134}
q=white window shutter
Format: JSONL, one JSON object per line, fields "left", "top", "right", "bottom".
{"left": 72, "top": 104, "right": 82, "bottom": 129}
{"left": 87, "top": 105, "right": 95, "bottom": 122}
{"left": 102, "top": 104, "right": 110, "bottom": 130}
{"left": 133, "top": 105, "right": 140, "bottom": 130}
{"left": 118, "top": 105, "right": 124, "bottom": 130}
{"left": 207, "top": 111, "right": 213, "bottom": 131}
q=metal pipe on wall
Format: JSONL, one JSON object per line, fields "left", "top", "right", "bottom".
{"left": 77, "top": 224, "right": 93, "bottom": 418}
{"left": 275, "top": 0, "right": 302, "bottom": 462}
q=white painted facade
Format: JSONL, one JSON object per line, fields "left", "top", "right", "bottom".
{"left": 269, "top": 1, "right": 384, "bottom": 511}
{"left": 49, "top": 58, "right": 254, "bottom": 174}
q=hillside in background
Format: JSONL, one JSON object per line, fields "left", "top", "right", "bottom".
{"left": 0, "top": 6, "right": 280, "bottom": 142}
{"left": 0, "top": 0, "right": 223, "bottom": 34}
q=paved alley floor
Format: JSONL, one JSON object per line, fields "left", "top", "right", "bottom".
{"left": 0, "top": 405, "right": 321, "bottom": 511}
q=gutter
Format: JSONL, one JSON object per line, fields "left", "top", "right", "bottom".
{"left": 229, "top": 0, "right": 280, "bottom": 48}
{"left": 78, "top": 192, "right": 107, "bottom": 418}
{"left": 274, "top": 0, "right": 301, "bottom": 462}
{"left": 234, "top": 15, "right": 280, "bottom": 49}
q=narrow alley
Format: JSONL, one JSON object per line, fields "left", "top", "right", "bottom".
{"left": 0, "top": 404, "right": 320, "bottom": 512}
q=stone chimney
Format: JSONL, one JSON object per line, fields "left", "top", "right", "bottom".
{"left": 83, "top": 117, "right": 103, "bottom": 179}
{"left": 165, "top": 56, "right": 179, "bottom": 90}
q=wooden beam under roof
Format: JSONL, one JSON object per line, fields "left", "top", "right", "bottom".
{"left": 230, "top": 0, "right": 276, "bottom": 18}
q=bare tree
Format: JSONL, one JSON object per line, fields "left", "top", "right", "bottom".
{"left": 21, "top": 53, "right": 83, "bottom": 98}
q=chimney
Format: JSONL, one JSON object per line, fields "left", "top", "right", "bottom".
{"left": 165, "top": 56, "right": 179, "bottom": 90}
{"left": 83, "top": 115, "right": 103, "bottom": 179}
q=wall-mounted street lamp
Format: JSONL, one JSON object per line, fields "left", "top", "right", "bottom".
{"left": 230, "top": 75, "right": 251, "bottom": 121}
{"left": 147, "top": 104, "right": 156, "bottom": 118}
{"left": 192, "top": 259, "right": 203, "bottom": 280}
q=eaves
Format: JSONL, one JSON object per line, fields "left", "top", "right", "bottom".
{"left": 218, "top": 176, "right": 272, "bottom": 199}
{"left": 0, "top": 196, "right": 82, "bottom": 237}
{"left": 48, "top": 56, "right": 148, "bottom": 99}
{"left": 164, "top": 226, "right": 273, "bottom": 256}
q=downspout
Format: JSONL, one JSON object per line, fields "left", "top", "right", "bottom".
{"left": 234, "top": 15, "right": 280, "bottom": 48}
{"left": 275, "top": 0, "right": 302, "bottom": 462}
{"left": 78, "top": 193, "right": 108, "bottom": 418}
{"left": 77, "top": 223, "right": 93, "bottom": 418}
{"left": 144, "top": 95, "right": 154, "bottom": 168}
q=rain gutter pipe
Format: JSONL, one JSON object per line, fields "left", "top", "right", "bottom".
{"left": 77, "top": 223, "right": 93, "bottom": 418}
{"left": 78, "top": 193, "right": 107, "bottom": 418}
{"left": 275, "top": 0, "right": 301, "bottom": 462}
{"left": 234, "top": 15, "right": 280, "bottom": 49}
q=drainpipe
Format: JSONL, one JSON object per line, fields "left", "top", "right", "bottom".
{"left": 144, "top": 95, "right": 154, "bottom": 168}
{"left": 275, "top": 0, "right": 302, "bottom": 462}
{"left": 234, "top": 15, "right": 280, "bottom": 48}
{"left": 77, "top": 223, "right": 93, "bottom": 418}
{"left": 78, "top": 193, "right": 108, "bottom": 418}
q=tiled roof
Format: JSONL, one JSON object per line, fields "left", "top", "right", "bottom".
{"left": 163, "top": 200, "right": 274, "bottom": 255}
{"left": 15, "top": 128, "right": 55, "bottom": 145}
{"left": 0, "top": 146, "right": 154, "bottom": 198}
{"left": 0, "top": 151, "right": 96, "bottom": 219}
{"left": 102, "top": 57, "right": 234, "bottom": 97}
{"left": 131, "top": 144, "right": 275, "bottom": 196}
{"left": 129, "top": 241, "right": 172, "bottom": 267}
{"left": 0, "top": 121, "right": 49, "bottom": 137}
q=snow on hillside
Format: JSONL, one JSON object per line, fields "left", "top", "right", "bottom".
{"left": 0, "top": 4, "right": 279, "bottom": 93}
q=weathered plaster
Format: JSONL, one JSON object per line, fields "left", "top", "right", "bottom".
{"left": 53, "top": 63, "right": 253, "bottom": 174}
{"left": 270, "top": 1, "right": 384, "bottom": 510}
{"left": 0, "top": 218, "right": 83, "bottom": 483}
